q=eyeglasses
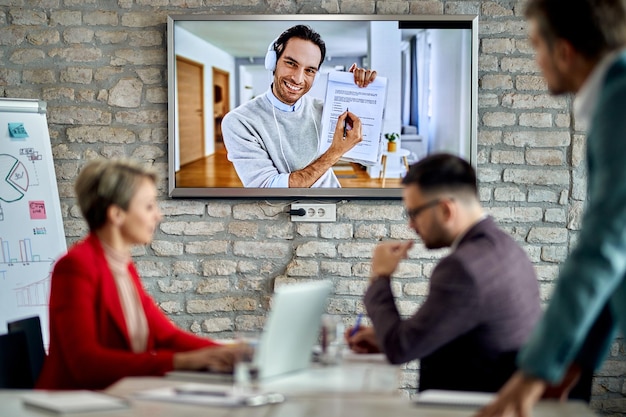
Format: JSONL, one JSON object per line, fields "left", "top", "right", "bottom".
{"left": 405, "top": 199, "right": 442, "bottom": 220}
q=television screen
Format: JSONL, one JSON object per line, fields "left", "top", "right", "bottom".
{"left": 167, "top": 14, "right": 478, "bottom": 199}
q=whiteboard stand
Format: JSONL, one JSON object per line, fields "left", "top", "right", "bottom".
{"left": 0, "top": 98, "right": 67, "bottom": 349}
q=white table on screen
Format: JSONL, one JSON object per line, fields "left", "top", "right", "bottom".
{"left": 379, "top": 149, "right": 411, "bottom": 187}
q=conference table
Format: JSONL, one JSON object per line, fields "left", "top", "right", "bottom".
{"left": 0, "top": 359, "right": 597, "bottom": 417}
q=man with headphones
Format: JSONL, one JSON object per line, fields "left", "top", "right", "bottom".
{"left": 221, "top": 24, "right": 377, "bottom": 188}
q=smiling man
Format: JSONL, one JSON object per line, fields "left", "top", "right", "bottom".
{"left": 221, "top": 25, "right": 376, "bottom": 188}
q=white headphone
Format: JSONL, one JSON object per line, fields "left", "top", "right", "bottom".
{"left": 264, "top": 37, "right": 279, "bottom": 71}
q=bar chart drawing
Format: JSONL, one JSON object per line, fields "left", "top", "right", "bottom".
{"left": 0, "top": 237, "right": 48, "bottom": 265}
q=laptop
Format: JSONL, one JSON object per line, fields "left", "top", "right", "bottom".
{"left": 255, "top": 280, "right": 333, "bottom": 379}
{"left": 166, "top": 280, "right": 333, "bottom": 382}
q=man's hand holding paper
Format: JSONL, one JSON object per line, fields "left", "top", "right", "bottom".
{"left": 319, "top": 71, "right": 388, "bottom": 166}
{"left": 348, "top": 63, "right": 377, "bottom": 87}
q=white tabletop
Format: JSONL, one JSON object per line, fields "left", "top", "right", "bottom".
{"left": 0, "top": 388, "right": 598, "bottom": 417}
{"left": 0, "top": 362, "right": 598, "bottom": 417}
{"left": 382, "top": 148, "right": 411, "bottom": 157}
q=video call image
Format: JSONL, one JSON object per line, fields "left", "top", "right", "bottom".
{"left": 169, "top": 18, "right": 475, "bottom": 196}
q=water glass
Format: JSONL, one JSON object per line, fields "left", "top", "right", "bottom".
{"left": 234, "top": 333, "right": 261, "bottom": 395}
{"left": 320, "top": 314, "right": 345, "bottom": 365}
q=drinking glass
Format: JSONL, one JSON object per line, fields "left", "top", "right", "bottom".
{"left": 320, "top": 314, "right": 345, "bottom": 365}
{"left": 233, "top": 332, "right": 261, "bottom": 395}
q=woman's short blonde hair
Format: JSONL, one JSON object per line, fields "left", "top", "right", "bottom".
{"left": 74, "top": 159, "right": 157, "bottom": 231}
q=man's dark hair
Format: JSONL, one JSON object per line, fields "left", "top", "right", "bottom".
{"left": 402, "top": 153, "right": 478, "bottom": 197}
{"left": 273, "top": 25, "right": 326, "bottom": 69}
{"left": 525, "top": 0, "right": 626, "bottom": 60}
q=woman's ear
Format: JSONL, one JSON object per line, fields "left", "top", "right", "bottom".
{"left": 107, "top": 204, "right": 125, "bottom": 227}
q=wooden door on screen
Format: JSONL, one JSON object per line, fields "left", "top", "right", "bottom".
{"left": 212, "top": 67, "right": 230, "bottom": 149}
{"left": 176, "top": 56, "right": 204, "bottom": 166}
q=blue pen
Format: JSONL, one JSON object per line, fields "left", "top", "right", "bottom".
{"left": 349, "top": 313, "right": 363, "bottom": 337}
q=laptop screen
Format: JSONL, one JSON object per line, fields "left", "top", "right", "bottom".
{"left": 255, "top": 280, "right": 333, "bottom": 379}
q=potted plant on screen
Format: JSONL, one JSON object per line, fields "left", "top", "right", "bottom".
{"left": 384, "top": 132, "right": 399, "bottom": 152}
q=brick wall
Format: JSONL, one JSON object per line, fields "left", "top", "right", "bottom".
{"left": 1, "top": 0, "right": 624, "bottom": 414}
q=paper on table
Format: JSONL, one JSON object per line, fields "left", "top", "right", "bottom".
{"left": 414, "top": 389, "right": 496, "bottom": 407}
{"left": 341, "top": 350, "right": 389, "bottom": 363}
{"left": 165, "top": 369, "right": 234, "bottom": 384}
{"left": 21, "top": 391, "right": 129, "bottom": 414}
{"left": 134, "top": 383, "right": 285, "bottom": 407}
{"left": 319, "top": 71, "right": 388, "bottom": 166}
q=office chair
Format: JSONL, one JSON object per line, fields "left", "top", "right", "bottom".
{"left": 6, "top": 316, "right": 46, "bottom": 388}
{"left": 0, "top": 331, "right": 34, "bottom": 388}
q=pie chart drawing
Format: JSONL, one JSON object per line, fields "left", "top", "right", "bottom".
{"left": 0, "top": 154, "right": 29, "bottom": 202}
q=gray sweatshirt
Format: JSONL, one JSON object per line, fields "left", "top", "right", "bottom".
{"left": 221, "top": 91, "right": 340, "bottom": 188}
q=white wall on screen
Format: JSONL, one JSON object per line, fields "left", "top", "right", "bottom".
{"left": 428, "top": 30, "right": 470, "bottom": 156}
{"left": 238, "top": 67, "right": 254, "bottom": 103}
{"left": 366, "top": 22, "right": 402, "bottom": 178}
{"left": 369, "top": 21, "right": 402, "bottom": 140}
{"left": 458, "top": 30, "right": 471, "bottom": 158}
{"left": 239, "top": 65, "right": 274, "bottom": 102}
{"left": 174, "top": 26, "right": 236, "bottom": 171}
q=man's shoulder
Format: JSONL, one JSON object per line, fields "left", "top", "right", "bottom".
{"left": 461, "top": 217, "right": 512, "bottom": 246}
{"left": 608, "top": 50, "right": 626, "bottom": 76}
{"left": 470, "top": 216, "right": 516, "bottom": 240}
{"left": 223, "top": 96, "right": 269, "bottom": 122}
{"left": 452, "top": 218, "right": 532, "bottom": 268}
{"left": 602, "top": 51, "right": 626, "bottom": 96}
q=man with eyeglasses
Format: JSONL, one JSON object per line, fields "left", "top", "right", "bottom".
{"left": 345, "top": 153, "right": 542, "bottom": 393}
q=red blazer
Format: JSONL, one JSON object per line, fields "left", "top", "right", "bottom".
{"left": 36, "top": 234, "right": 218, "bottom": 390}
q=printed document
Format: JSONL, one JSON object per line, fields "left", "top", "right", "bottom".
{"left": 22, "top": 391, "right": 129, "bottom": 413}
{"left": 414, "top": 389, "right": 496, "bottom": 407}
{"left": 134, "top": 383, "right": 285, "bottom": 407}
{"left": 319, "top": 71, "right": 387, "bottom": 166}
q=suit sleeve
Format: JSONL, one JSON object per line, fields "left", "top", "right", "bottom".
{"left": 364, "top": 257, "right": 481, "bottom": 364}
{"left": 574, "top": 303, "right": 616, "bottom": 372}
{"left": 518, "top": 73, "right": 626, "bottom": 383}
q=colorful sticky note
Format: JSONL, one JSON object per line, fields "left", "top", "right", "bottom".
{"left": 8, "top": 122, "right": 28, "bottom": 139}
{"left": 29, "top": 201, "right": 47, "bottom": 220}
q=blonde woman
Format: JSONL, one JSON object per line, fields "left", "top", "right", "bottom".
{"left": 37, "top": 159, "right": 237, "bottom": 389}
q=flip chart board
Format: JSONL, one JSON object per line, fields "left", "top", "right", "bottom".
{"left": 0, "top": 98, "right": 67, "bottom": 347}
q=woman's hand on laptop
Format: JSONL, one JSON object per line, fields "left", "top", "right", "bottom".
{"left": 173, "top": 344, "right": 243, "bottom": 372}
{"left": 344, "top": 326, "right": 381, "bottom": 354}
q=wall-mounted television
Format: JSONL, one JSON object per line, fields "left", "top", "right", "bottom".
{"left": 167, "top": 14, "right": 478, "bottom": 199}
